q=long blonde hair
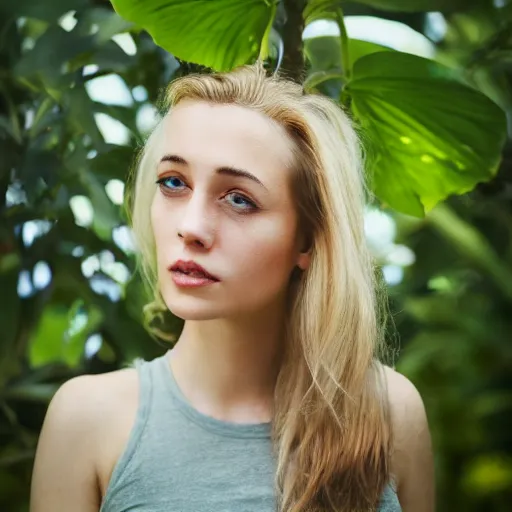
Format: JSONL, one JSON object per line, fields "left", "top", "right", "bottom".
{"left": 130, "top": 63, "right": 393, "bottom": 512}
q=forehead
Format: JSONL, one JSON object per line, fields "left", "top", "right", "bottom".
{"left": 159, "top": 100, "right": 294, "bottom": 177}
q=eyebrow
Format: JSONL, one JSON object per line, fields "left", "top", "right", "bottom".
{"left": 159, "top": 154, "right": 268, "bottom": 191}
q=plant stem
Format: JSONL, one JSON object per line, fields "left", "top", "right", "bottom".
{"left": 336, "top": 8, "right": 351, "bottom": 82}
{"left": 281, "top": 0, "right": 306, "bottom": 82}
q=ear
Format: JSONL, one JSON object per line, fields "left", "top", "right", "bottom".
{"left": 296, "top": 249, "right": 311, "bottom": 271}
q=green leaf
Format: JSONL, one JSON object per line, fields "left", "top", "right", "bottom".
{"left": 74, "top": 7, "right": 134, "bottom": 44}
{"left": 65, "top": 87, "right": 105, "bottom": 149}
{"left": 304, "top": 0, "right": 341, "bottom": 24}
{"left": 80, "top": 171, "right": 122, "bottom": 240}
{"left": 0, "top": 269, "right": 21, "bottom": 383}
{"left": 3, "top": 383, "right": 59, "bottom": 403}
{"left": 29, "top": 307, "right": 70, "bottom": 367}
{"left": 305, "top": 35, "right": 392, "bottom": 74}
{"left": 346, "top": 52, "right": 507, "bottom": 216}
{"left": 110, "top": 0, "right": 277, "bottom": 71}
{"left": 350, "top": 0, "right": 482, "bottom": 12}
{"left": 90, "top": 144, "right": 134, "bottom": 182}
{"left": 304, "top": 35, "right": 392, "bottom": 95}
{"left": 14, "top": 26, "right": 94, "bottom": 95}
{"left": 28, "top": 303, "right": 103, "bottom": 368}
{"left": 2, "top": 0, "right": 87, "bottom": 22}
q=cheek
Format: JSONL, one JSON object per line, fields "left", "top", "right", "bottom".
{"left": 151, "top": 195, "right": 173, "bottom": 259}
{"left": 233, "top": 217, "right": 297, "bottom": 280}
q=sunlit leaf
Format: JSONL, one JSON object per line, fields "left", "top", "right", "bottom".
{"left": 346, "top": 52, "right": 507, "bottom": 216}
{"left": 110, "top": 0, "right": 277, "bottom": 71}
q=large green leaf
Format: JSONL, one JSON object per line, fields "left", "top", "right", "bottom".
{"left": 346, "top": 52, "right": 507, "bottom": 216}
{"left": 304, "top": 35, "right": 392, "bottom": 95}
{"left": 110, "top": 0, "right": 277, "bottom": 71}
{"left": 304, "top": 35, "right": 392, "bottom": 73}
{"left": 350, "top": 0, "right": 482, "bottom": 12}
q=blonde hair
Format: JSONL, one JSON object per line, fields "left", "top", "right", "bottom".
{"left": 130, "top": 63, "right": 393, "bottom": 511}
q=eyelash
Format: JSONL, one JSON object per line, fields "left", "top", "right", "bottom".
{"left": 155, "top": 176, "right": 259, "bottom": 213}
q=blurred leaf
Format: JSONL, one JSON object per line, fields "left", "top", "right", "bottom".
{"left": 350, "top": 0, "right": 483, "bottom": 12}
{"left": 346, "top": 52, "right": 507, "bottom": 216}
{"left": 0, "top": 269, "right": 21, "bottom": 383}
{"left": 79, "top": 171, "right": 122, "bottom": 240}
{"left": 304, "top": 0, "right": 341, "bottom": 23}
{"left": 90, "top": 144, "right": 134, "bottom": 182}
{"left": 427, "top": 203, "right": 512, "bottom": 301}
{"left": 0, "top": 470, "right": 26, "bottom": 504}
{"left": 463, "top": 455, "right": 512, "bottom": 495}
{"left": 3, "top": 383, "right": 59, "bottom": 403}
{"left": 75, "top": 7, "right": 134, "bottom": 44}
{"left": 86, "top": 41, "right": 133, "bottom": 74}
{"left": 28, "top": 302, "right": 103, "bottom": 368}
{"left": 110, "top": 0, "right": 277, "bottom": 71}
{"left": 29, "top": 307, "right": 70, "bottom": 367}
{"left": 66, "top": 300, "right": 104, "bottom": 354}
{"left": 97, "top": 339, "right": 117, "bottom": 363}
{"left": 2, "top": 0, "right": 87, "bottom": 22}
{"left": 19, "top": 150, "right": 62, "bottom": 199}
{"left": 66, "top": 87, "right": 105, "bottom": 148}
{"left": 14, "top": 26, "right": 93, "bottom": 94}
{"left": 93, "top": 103, "right": 138, "bottom": 137}
{"left": 305, "top": 35, "right": 392, "bottom": 73}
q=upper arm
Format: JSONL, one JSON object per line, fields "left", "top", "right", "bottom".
{"left": 30, "top": 375, "right": 103, "bottom": 512}
{"left": 384, "top": 367, "right": 435, "bottom": 512}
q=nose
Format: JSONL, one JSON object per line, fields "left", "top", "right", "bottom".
{"left": 176, "top": 191, "right": 215, "bottom": 250}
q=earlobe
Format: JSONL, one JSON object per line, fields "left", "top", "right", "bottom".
{"left": 296, "top": 251, "right": 311, "bottom": 271}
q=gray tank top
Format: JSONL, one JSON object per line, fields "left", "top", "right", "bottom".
{"left": 100, "top": 353, "right": 401, "bottom": 512}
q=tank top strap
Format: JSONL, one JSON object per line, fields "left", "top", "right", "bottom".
{"left": 100, "top": 356, "right": 157, "bottom": 511}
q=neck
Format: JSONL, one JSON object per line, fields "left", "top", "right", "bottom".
{"left": 168, "top": 301, "right": 287, "bottom": 425}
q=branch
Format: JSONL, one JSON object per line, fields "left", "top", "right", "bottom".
{"left": 280, "top": 0, "right": 306, "bottom": 83}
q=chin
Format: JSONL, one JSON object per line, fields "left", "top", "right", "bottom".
{"left": 164, "top": 296, "right": 226, "bottom": 321}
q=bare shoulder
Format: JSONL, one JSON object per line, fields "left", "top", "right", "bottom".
{"left": 31, "top": 367, "right": 139, "bottom": 511}
{"left": 382, "top": 365, "right": 426, "bottom": 425}
{"left": 47, "top": 367, "right": 139, "bottom": 443}
{"left": 381, "top": 366, "right": 435, "bottom": 512}
{"left": 53, "top": 366, "right": 138, "bottom": 416}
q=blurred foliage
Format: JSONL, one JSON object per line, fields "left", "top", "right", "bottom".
{"left": 0, "top": 0, "right": 511, "bottom": 511}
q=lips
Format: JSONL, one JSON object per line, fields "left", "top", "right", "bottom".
{"left": 169, "top": 260, "right": 219, "bottom": 281}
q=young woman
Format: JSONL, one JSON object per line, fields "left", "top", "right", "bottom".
{"left": 30, "top": 63, "right": 434, "bottom": 512}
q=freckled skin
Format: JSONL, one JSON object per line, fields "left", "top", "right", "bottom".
{"left": 151, "top": 101, "right": 309, "bottom": 321}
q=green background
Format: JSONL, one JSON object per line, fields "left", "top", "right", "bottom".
{"left": 0, "top": 0, "right": 511, "bottom": 510}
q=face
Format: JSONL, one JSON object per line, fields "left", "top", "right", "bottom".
{"left": 150, "top": 100, "right": 311, "bottom": 321}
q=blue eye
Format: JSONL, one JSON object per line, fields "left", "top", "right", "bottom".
{"left": 225, "top": 192, "right": 257, "bottom": 212}
{"left": 157, "top": 176, "right": 185, "bottom": 190}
